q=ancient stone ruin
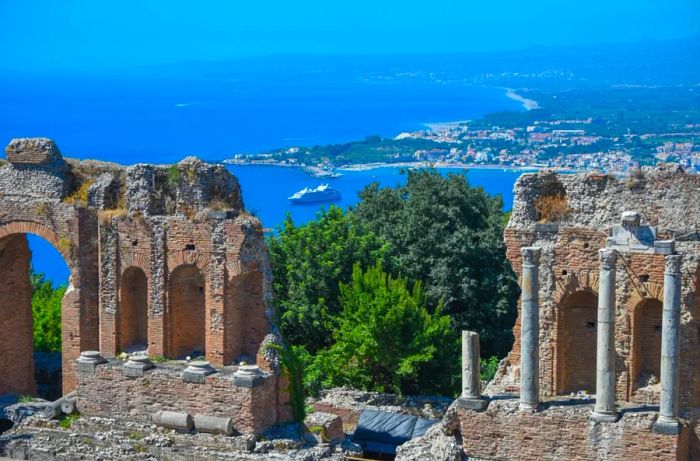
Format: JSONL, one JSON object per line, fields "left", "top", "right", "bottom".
{"left": 445, "top": 167, "right": 700, "bottom": 460}
{"left": 0, "top": 138, "right": 291, "bottom": 436}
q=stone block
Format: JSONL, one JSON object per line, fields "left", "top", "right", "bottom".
{"left": 151, "top": 410, "right": 193, "bottom": 432}
{"left": 5, "top": 138, "right": 62, "bottom": 165}
{"left": 233, "top": 365, "right": 264, "bottom": 388}
{"left": 454, "top": 396, "right": 490, "bottom": 412}
{"left": 183, "top": 360, "right": 215, "bottom": 384}
{"left": 194, "top": 414, "right": 234, "bottom": 435}
{"left": 123, "top": 355, "right": 155, "bottom": 378}
{"left": 304, "top": 411, "right": 344, "bottom": 443}
{"left": 76, "top": 351, "right": 107, "bottom": 374}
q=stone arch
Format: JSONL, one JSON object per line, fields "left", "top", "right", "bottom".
{"left": 224, "top": 265, "right": 266, "bottom": 364}
{"left": 0, "top": 226, "right": 76, "bottom": 398}
{"left": 0, "top": 221, "right": 74, "bottom": 264}
{"left": 118, "top": 266, "right": 149, "bottom": 353}
{"left": 555, "top": 289, "right": 599, "bottom": 394}
{"left": 167, "top": 264, "right": 206, "bottom": 359}
{"left": 631, "top": 297, "right": 663, "bottom": 399}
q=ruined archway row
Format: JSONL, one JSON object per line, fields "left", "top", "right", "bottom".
{"left": 0, "top": 138, "right": 276, "bottom": 396}
{"left": 492, "top": 168, "right": 700, "bottom": 433}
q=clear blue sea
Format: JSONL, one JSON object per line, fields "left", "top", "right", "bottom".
{"left": 0, "top": 71, "right": 525, "bottom": 284}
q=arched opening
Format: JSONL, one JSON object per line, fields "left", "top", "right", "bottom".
{"left": 168, "top": 264, "right": 206, "bottom": 359}
{"left": 119, "top": 267, "right": 148, "bottom": 353}
{"left": 557, "top": 290, "right": 598, "bottom": 394}
{"left": 633, "top": 298, "right": 663, "bottom": 393}
{"left": 224, "top": 270, "right": 266, "bottom": 364}
{"left": 0, "top": 233, "right": 70, "bottom": 401}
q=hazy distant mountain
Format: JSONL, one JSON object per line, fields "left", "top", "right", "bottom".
{"left": 125, "top": 35, "right": 700, "bottom": 88}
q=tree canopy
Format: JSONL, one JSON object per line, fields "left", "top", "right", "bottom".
{"left": 305, "top": 263, "right": 457, "bottom": 395}
{"left": 353, "top": 168, "right": 519, "bottom": 358}
{"left": 268, "top": 206, "right": 388, "bottom": 353}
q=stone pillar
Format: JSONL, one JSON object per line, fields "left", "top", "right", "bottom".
{"left": 519, "top": 247, "right": 541, "bottom": 412}
{"left": 457, "top": 331, "right": 488, "bottom": 410}
{"left": 591, "top": 249, "right": 619, "bottom": 422}
{"left": 653, "top": 254, "right": 683, "bottom": 435}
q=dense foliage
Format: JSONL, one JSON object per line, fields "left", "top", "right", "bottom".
{"left": 268, "top": 169, "right": 518, "bottom": 396}
{"left": 354, "top": 169, "right": 519, "bottom": 358}
{"left": 268, "top": 206, "right": 388, "bottom": 353}
{"left": 304, "top": 264, "right": 456, "bottom": 395}
{"left": 31, "top": 270, "right": 65, "bottom": 353}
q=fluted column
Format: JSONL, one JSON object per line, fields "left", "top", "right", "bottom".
{"left": 519, "top": 247, "right": 541, "bottom": 412}
{"left": 653, "top": 254, "right": 682, "bottom": 435}
{"left": 591, "top": 249, "right": 619, "bottom": 422}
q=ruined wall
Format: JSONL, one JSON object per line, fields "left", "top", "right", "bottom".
{"left": 0, "top": 138, "right": 282, "bottom": 413}
{"left": 490, "top": 167, "right": 700, "bottom": 410}
{"left": 75, "top": 361, "right": 284, "bottom": 435}
{"left": 456, "top": 399, "right": 688, "bottom": 461}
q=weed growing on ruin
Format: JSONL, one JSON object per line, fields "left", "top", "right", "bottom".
{"left": 64, "top": 179, "right": 94, "bottom": 207}
{"left": 59, "top": 412, "right": 80, "bottom": 429}
{"left": 57, "top": 236, "right": 72, "bottom": 255}
{"left": 128, "top": 431, "right": 143, "bottom": 441}
{"left": 166, "top": 165, "right": 182, "bottom": 188}
{"left": 98, "top": 208, "right": 127, "bottom": 225}
{"left": 18, "top": 395, "right": 36, "bottom": 403}
{"left": 34, "top": 202, "right": 51, "bottom": 219}
{"left": 266, "top": 343, "right": 306, "bottom": 433}
{"left": 535, "top": 194, "right": 570, "bottom": 222}
{"left": 150, "top": 355, "right": 168, "bottom": 364}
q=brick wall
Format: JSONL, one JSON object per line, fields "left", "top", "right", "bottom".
{"left": 0, "top": 234, "right": 35, "bottom": 396}
{"left": 75, "top": 361, "right": 290, "bottom": 435}
{"left": 457, "top": 400, "right": 689, "bottom": 460}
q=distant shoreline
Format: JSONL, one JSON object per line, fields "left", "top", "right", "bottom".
{"left": 226, "top": 160, "right": 579, "bottom": 174}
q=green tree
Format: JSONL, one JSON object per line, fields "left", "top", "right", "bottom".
{"left": 307, "top": 263, "right": 457, "bottom": 395}
{"left": 353, "top": 168, "right": 519, "bottom": 358}
{"left": 31, "top": 270, "right": 65, "bottom": 352}
{"left": 267, "top": 206, "right": 388, "bottom": 353}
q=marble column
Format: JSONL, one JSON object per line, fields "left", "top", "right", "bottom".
{"left": 591, "top": 248, "right": 620, "bottom": 422}
{"left": 653, "top": 254, "right": 683, "bottom": 435}
{"left": 519, "top": 246, "right": 541, "bottom": 412}
{"left": 462, "top": 330, "right": 481, "bottom": 399}
{"left": 457, "top": 330, "right": 489, "bottom": 410}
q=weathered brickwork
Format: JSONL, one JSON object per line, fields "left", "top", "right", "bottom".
{"left": 457, "top": 399, "right": 687, "bottom": 460}
{"left": 0, "top": 138, "right": 290, "bottom": 432}
{"left": 479, "top": 166, "right": 700, "bottom": 460}
{"left": 75, "top": 361, "right": 287, "bottom": 435}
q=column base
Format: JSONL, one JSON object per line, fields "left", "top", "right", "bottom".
{"left": 455, "top": 396, "right": 489, "bottom": 412}
{"left": 518, "top": 401, "right": 540, "bottom": 413}
{"left": 590, "top": 410, "right": 620, "bottom": 423}
{"left": 652, "top": 417, "right": 681, "bottom": 435}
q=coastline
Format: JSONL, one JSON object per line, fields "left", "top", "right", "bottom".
{"left": 226, "top": 159, "right": 579, "bottom": 174}
{"left": 503, "top": 88, "right": 540, "bottom": 111}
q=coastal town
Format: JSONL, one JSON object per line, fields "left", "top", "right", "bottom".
{"left": 226, "top": 90, "right": 700, "bottom": 175}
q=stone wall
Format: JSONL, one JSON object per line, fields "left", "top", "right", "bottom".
{"left": 491, "top": 167, "right": 700, "bottom": 409}
{"left": 0, "top": 138, "right": 286, "bottom": 434}
{"left": 75, "top": 360, "right": 288, "bottom": 436}
{"left": 456, "top": 398, "right": 688, "bottom": 460}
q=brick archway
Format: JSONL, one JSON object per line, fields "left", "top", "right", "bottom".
{"left": 0, "top": 223, "right": 77, "bottom": 397}
{"left": 167, "top": 264, "right": 206, "bottom": 359}
{"left": 555, "top": 290, "right": 599, "bottom": 394}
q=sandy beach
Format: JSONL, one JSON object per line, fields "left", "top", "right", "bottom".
{"left": 504, "top": 88, "right": 540, "bottom": 110}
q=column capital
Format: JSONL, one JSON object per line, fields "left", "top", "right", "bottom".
{"left": 599, "top": 248, "right": 617, "bottom": 269}
{"left": 521, "top": 247, "right": 541, "bottom": 266}
{"left": 665, "top": 254, "right": 682, "bottom": 275}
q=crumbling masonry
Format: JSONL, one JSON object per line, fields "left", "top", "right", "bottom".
{"left": 0, "top": 138, "right": 291, "bottom": 435}
{"left": 452, "top": 167, "right": 700, "bottom": 460}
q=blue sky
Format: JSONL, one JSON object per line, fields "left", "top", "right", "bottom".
{"left": 1, "top": 0, "right": 699, "bottom": 71}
